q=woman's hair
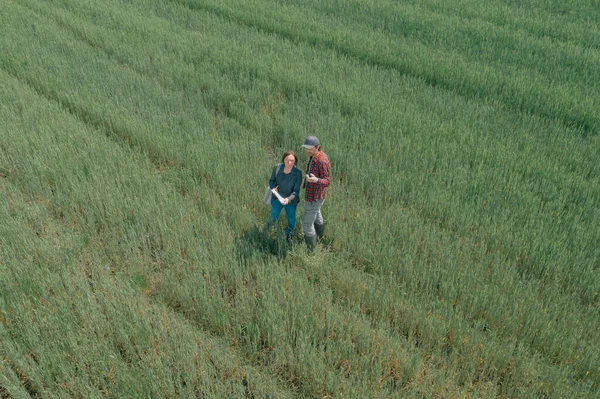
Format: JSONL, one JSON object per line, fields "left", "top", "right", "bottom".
{"left": 281, "top": 150, "right": 298, "bottom": 165}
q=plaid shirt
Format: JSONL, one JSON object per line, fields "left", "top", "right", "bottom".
{"left": 304, "top": 150, "right": 330, "bottom": 202}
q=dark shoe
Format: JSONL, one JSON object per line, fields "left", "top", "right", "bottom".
{"left": 314, "top": 223, "right": 325, "bottom": 240}
{"left": 304, "top": 234, "right": 317, "bottom": 254}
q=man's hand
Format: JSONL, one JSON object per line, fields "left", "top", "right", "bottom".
{"left": 306, "top": 173, "right": 319, "bottom": 183}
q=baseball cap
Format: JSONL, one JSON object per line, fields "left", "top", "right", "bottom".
{"left": 301, "top": 136, "right": 320, "bottom": 149}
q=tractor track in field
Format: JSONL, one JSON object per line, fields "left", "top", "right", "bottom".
{"left": 10, "top": 0, "right": 249, "bottom": 126}
{"left": 3, "top": 1, "right": 600, "bottom": 392}
{"left": 0, "top": 61, "right": 554, "bottom": 397}
{"left": 17, "top": 0, "right": 600, "bottom": 196}
{"left": 0, "top": 68, "right": 302, "bottom": 399}
{"left": 3, "top": 5, "right": 598, "bottom": 380}
{"left": 6, "top": 0, "right": 243, "bottom": 206}
{"left": 172, "top": 0, "right": 598, "bottom": 137}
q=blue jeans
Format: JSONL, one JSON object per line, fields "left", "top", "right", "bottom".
{"left": 266, "top": 199, "right": 298, "bottom": 237}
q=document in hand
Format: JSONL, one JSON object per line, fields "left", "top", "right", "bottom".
{"left": 271, "top": 188, "right": 286, "bottom": 204}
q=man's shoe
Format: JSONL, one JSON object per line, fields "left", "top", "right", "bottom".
{"left": 314, "top": 223, "right": 325, "bottom": 240}
{"left": 304, "top": 234, "right": 317, "bottom": 254}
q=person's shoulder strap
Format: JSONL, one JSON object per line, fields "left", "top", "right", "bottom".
{"left": 275, "top": 163, "right": 283, "bottom": 175}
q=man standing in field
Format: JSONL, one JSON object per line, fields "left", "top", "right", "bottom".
{"left": 301, "top": 136, "right": 331, "bottom": 253}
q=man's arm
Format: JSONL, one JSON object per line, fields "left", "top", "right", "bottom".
{"left": 316, "top": 159, "right": 330, "bottom": 186}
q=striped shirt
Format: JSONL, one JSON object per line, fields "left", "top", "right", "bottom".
{"left": 304, "top": 150, "right": 331, "bottom": 202}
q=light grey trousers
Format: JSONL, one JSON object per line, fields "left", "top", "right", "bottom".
{"left": 302, "top": 200, "right": 324, "bottom": 237}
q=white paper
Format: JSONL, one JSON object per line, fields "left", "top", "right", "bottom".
{"left": 271, "top": 188, "right": 286, "bottom": 204}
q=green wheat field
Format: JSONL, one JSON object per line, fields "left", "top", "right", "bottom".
{"left": 1, "top": 0, "right": 599, "bottom": 397}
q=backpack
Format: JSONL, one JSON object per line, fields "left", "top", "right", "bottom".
{"left": 263, "top": 164, "right": 283, "bottom": 205}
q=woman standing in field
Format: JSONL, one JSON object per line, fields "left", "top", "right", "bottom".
{"left": 265, "top": 151, "right": 303, "bottom": 242}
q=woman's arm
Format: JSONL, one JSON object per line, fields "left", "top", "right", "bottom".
{"left": 269, "top": 165, "right": 278, "bottom": 189}
{"left": 288, "top": 168, "right": 302, "bottom": 202}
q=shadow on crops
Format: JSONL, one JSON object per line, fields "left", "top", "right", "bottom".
{"left": 235, "top": 225, "right": 294, "bottom": 263}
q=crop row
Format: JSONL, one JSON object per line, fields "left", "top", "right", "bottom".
{"left": 1, "top": 0, "right": 599, "bottom": 395}
{"left": 176, "top": 0, "right": 599, "bottom": 135}
{"left": 0, "top": 69, "right": 294, "bottom": 398}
